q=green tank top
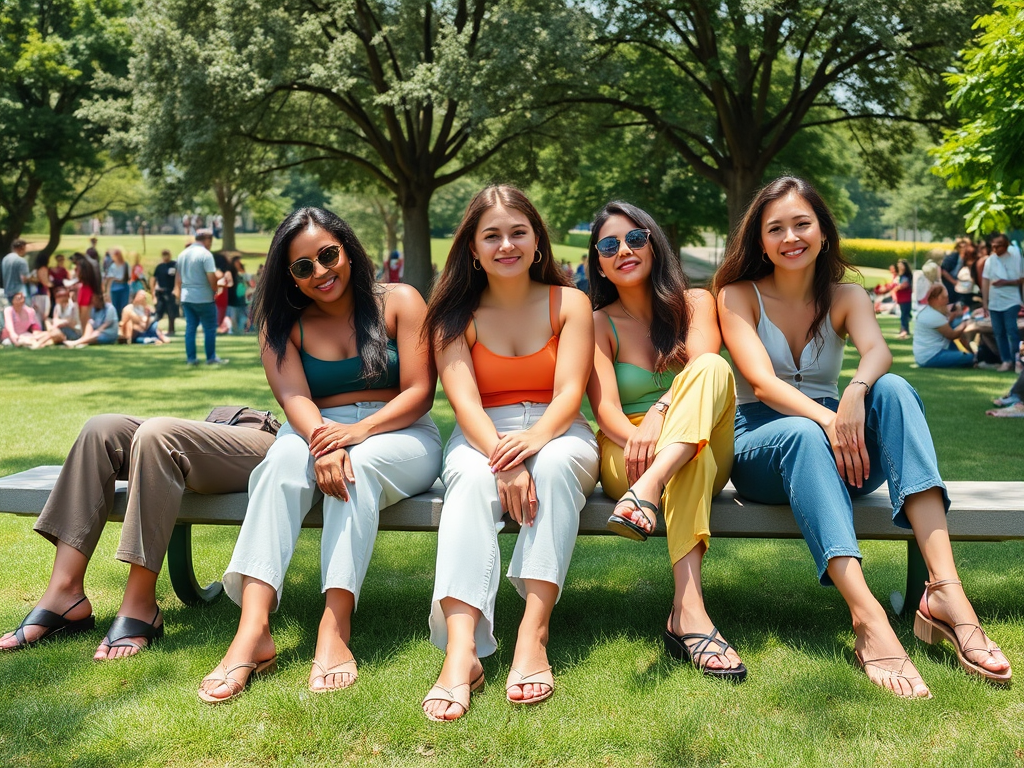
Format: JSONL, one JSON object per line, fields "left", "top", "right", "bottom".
{"left": 298, "top": 318, "right": 400, "bottom": 399}
{"left": 609, "top": 316, "right": 675, "bottom": 414}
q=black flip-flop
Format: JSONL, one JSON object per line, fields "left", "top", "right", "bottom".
{"left": 97, "top": 608, "right": 164, "bottom": 657}
{"left": 2, "top": 596, "right": 95, "bottom": 651}
{"left": 606, "top": 489, "right": 659, "bottom": 541}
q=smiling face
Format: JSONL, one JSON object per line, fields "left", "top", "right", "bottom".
{"left": 760, "top": 192, "right": 823, "bottom": 271}
{"left": 471, "top": 204, "right": 538, "bottom": 278}
{"left": 287, "top": 224, "right": 350, "bottom": 304}
{"left": 594, "top": 214, "right": 654, "bottom": 287}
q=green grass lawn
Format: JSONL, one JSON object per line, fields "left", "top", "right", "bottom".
{"left": 0, "top": 318, "right": 1022, "bottom": 767}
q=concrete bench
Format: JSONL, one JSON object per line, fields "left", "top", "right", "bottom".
{"left": 1, "top": 466, "right": 1021, "bottom": 616}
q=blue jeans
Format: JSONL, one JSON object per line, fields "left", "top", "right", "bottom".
{"left": 182, "top": 301, "right": 217, "bottom": 363}
{"left": 226, "top": 305, "right": 248, "bottom": 335}
{"left": 921, "top": 345, "right": 974, "bottom": 368}
{"left": 989, "top": 305, "right": 1021, "bottom": 363}
{"left": 731, "top": 374, "right": 949, "bottom": 585}
{"left": 109, "top": 283, "right": 130, "bottom": 319}
{"left": 899, "top": 301, "right": 911, "bottom": 333}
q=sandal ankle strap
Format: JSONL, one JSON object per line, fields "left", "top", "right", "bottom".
{"left": 925, "top": 578, "right": 962, "bottom": 589}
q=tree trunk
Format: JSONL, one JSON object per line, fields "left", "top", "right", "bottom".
{"left": 0, "top": 177, "right": 44, "bottom": 255}
{"left": 385, "top": 209, "right": 399, "bottom": 254}
{"left": 213, "top": 181, "right": 238, "bottom": 252}
{"left": 42, "top": 206, "right": 65, "bottom": 259}
{"left": 724, "top": 167, "right": 763, "bottom": 235}
{"left": 400, "top": 193, "right": 434, "bottom": 296}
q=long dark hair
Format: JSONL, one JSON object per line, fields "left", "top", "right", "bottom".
{"left": 251, "top": 207, "right": 388, "bottom": 377}
{"left": 424, "top": 185, "right": 570, "bottom": 351}
{"left": 73, "top": 252, "right": 103, "bottom": 293}
{"left": 587, "top": 201, "right": 690, "bottom": 372}
{"left": 712, "top": 176, "right": 852, "bottom": 342}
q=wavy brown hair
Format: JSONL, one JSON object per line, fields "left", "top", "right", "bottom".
{"left": 424, "top": 185, "right": 571, "bottom": 351}
{"left": 712, "top": 176, "right": 853, "bottom": 342}
{"left": 587, "top": 201, "right": 690, "bottom": 372}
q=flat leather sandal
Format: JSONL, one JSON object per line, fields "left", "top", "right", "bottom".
{"left": 198, "top": 656, "right": 278, "bottom": 704}
{"left": 309, "top": 658, "right": 358, "bottom": 692}
{"left": 664, "top": 614, "right": 747, "bottom": 683}
{"left": 505, "top": 665, "right": 554, "bottom": 705}
{"left": 606, "top": 489, "right": 659, "bottom": 542}
{"left": 96, "top": 608, "right": 163, "bottom": 659}
{"left": 2, "top": 595, "right": 95, "bottom": 651}
{"left": 422, "top": 670, "right": 485, "bottom": 722}
{"left": 914, "top": 578, "right": 1012, "bottom": 685}
{"left": 854, "top": 650, "right": 932, "bottom": 699}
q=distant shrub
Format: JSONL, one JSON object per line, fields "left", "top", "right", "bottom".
{"left": 841, "top": 239, "right": 951, "bottom": 270}
{"left": 564, "top": 232, "right": 590, "bottom": 249}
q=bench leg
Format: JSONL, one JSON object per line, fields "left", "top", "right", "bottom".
{"left": 167, "top": 524, "right": 224, "bottom": 606}
{"left": 890, "top": 539, "right": 928, "bottom": 617}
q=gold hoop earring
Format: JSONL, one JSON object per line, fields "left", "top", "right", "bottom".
{"left": 761, "top": 252, "right": 770, "bottom": 263}
{"left": 821, "top": 238, "right": 830, "bottom": 253}
{"left": 472, "top": 259, "right": 482, "bottom": 271}
{"left": 285, "top": 285, "right": 307, "bottom": 311}
{"left": 533, "top": 249, "right": 542, "bottom": 264}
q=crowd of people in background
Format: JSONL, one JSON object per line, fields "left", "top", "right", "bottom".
{"left": 0, "top": 233, "right": 257, "bottom": 352}
{"left": 870, "top": 233, "right": 1024, "bottom": 417}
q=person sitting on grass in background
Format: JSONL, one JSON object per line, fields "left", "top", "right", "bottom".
{"left": 30, "top": 287, "right": 81, "bottom": 349}
{"left": 120, "top": 290, "right": 168, "bottom": 344}
{"left": 988, "top": 342, "right": 1024, "bottom": 417}
{"left": 128, "top": 253, "right": 147, "bottom": 296}
{"left": 981, "top": 233, "right": 1023, "bottom": 373}
{"left": 872, "top": 264, "right": 899, "bottom": 315}
{"left": 1, "top": 291, "right": 44, "bottom": 347}
{"left": 913, "top": 284, "right": 974, "bottom": 368}
{"left": 31, "top": 253, "right": 52, "bottom": 323}
{"left": 0, "top": 413, "right": 278, "bottom": 658}
{"left": 64, "top": 292, "right": 119, "bottom": 348}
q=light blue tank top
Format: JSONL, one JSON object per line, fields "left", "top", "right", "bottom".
{"left": 734, "top": 284, "right": 846, "bottom": 406}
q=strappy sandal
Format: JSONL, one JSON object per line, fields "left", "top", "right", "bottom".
{"left": 309, "top": 658, "right": 358, "bottom": 692}
{"left": 505, "top": 665, "right": 554, "bottom": 705}
{"left": 2, "top": 596, "right": 95, "bottom": 651}
{"left": 606, "top": 489, "right": 659, "bottom": 541}
{"left": 914, "top": 578, "right": 1012, "bottom": 685}
{"left": 854, "top": 651, "right": 932, "bottom": 699}
{"left": 96, "top": 608, "right": 163, "bottom": 659}
{"left": 198, "top": 656, "right": 278, "bottom": 704}
{"left": 664, "top": 611, "right": 747, "bottom": 683}
{"left": 422, "top": 670, "right": 485, "bottom": 722}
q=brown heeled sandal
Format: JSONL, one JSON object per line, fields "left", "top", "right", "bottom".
{"left": 914, "top": 578, "right": 1012, "bottom": 685}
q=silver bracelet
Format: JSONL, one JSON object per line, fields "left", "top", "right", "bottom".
{"left": 850, "top": 380, "right": 871, "bottom": 395}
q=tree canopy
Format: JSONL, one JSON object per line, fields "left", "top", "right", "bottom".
{"left": 934, "top": 0, "right": 1024, "bottom": 234}
{"left": 0, "top": 0, "right": 129, "bottom": 253}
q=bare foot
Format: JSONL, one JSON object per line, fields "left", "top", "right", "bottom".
{"left": 506, "top": 638, "right": 553, "bottom": 703}
{"left": 423, "top": 646, "right": 483, "bottom": 721}
{"left": 667, "top": 605, "right": 744, "bottom": 673}
{"left": 0, "top": 595, "right": 92, "bottom": 650}
{"left": 854, "top": 615, "right": 930, "bottom": 699}
{"left": 199, "top": 632, "right": 277, "bottom": 703}
{"left": 920, "top": 580, "right": 1011, "bottom": 676}
{"left": 94, "top": 607, "right": 162, "bottom": 661}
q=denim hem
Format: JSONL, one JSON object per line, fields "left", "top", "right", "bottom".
{"left": 892, "top": 480, "right": 949, "bottom": 529}
{"left": 817, "top": 547, "right": 863, "bottom": 586}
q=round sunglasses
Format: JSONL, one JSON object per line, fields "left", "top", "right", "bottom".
{"left": 288, "top": 244, "right": 342, "bottom": 280}
{"left": 595, "top": 228, "right": 651, "bottom": 258}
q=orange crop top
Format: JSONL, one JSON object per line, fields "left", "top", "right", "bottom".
{"left": 471, "top": 286, "right": 559, "bottom": 408}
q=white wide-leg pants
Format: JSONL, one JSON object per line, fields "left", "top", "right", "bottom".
{"left": 223, "top": 402, "right": 443, "bottom": 610}
{"left": 428, "top": 402, "right": 599, "bottom": 657}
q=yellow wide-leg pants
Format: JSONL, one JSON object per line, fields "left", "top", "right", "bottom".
{"left": 597, "top": 353, "right": 735, "bottom": 564}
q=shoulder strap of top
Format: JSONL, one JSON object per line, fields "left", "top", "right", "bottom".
{"left": 606, "top": 314, "right": 620, "bottom": 362}
{"left": 469, "top": 316, "right": 478, "bottom": 348}
{"left": 751, "top": 282, "right": 766, "bottom": 323}
{"left": 548, "top": 285, "right": 559, "bottom": 335}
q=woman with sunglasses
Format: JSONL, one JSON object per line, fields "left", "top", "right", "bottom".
{"left": 199, "top": 208, "right": 443, "bottom": 703}
{"left": 420, "top": 186, "right": 598, "bottom": 721}
{"left": 715, "top": 176, "right": 1010, "bottom": 697}
{"left": 585, "top": 202, "right": 744, "bottom": 681}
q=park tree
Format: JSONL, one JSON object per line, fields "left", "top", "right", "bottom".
{"left": 933, "top": 0, "right": 1024, "bottom": 234}
{"left": 125, "top": 0, "right": 594, "bottom": 294}
{"left": 0, "top": 0, "right": 130, "bottom": 254}
{"left": 586, "top": 0, "right": 988, "bottom": 230}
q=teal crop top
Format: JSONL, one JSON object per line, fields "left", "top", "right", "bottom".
{"left": 298, "top": 318, "right": 400, "bottom": 399}
{"left": 608, "top": 317, "right": 677, "bottom": 414}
